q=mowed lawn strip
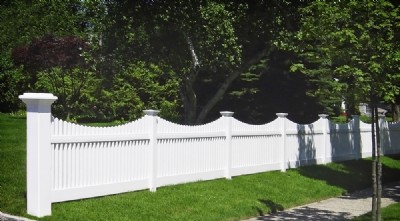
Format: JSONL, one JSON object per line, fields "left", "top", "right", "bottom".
{"left": 1, "top": 113, "right": 400, "bottom": 221}
{"left": 352, "top": 202, "right": 400, "bottom": 221}
{"left": 0, "top": 113, "right": 26, "bottom": 215}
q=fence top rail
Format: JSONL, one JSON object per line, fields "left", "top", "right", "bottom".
{"left": 388, "top": 121, "right": 400, "bottom": 126}
{"left": 50, "top": 110, "right": 388, "bottom": 135}
{"left": 157, "top": 117, "right": 224, "bottom": 133}
{"left": 51, "top": 117, "right": 148, "bottom": 136}
{"left": 51, "top": 133, "right": 149, "bottom": 143}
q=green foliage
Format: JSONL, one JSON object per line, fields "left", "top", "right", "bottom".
{"left": 88, "top": 62, "right": 181, "bottom": 123}
{"left": 283, "top": 0, "right": 400, "bottom": 115}
{"left": 329, "top": 115, "right": 384, "bottom": 124}
{"left": 0, "top": 56, "right": 27, "bottom": 112}
{"left": 8, "top": 0, "right": 392, "bottom": 124}
{"left": 0, "top": 0, "right": 93, "bottom": 114}
{"left": 0, "top": 1, "right": 183, "bottom": 122}
{"left": 330, "top": 115, "right": 348, "bottom": 124}
{"left": 0, "top": 0, "right": 86, "bottom": 51}
{"left": 35, "top": 67, "right": 99, "bottom": 121}
{"left": 93, "top": 0, "right": 310, "bottom": 124}
{"left": 154, "top": 1, "right": 243, "bottom": 70}
{"left": 196, "top": 2, "right": 242, "bottom": 69}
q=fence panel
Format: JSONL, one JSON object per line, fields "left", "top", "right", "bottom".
{"left": 19, "top": 92, "right": 400, "bottom": 217}
{"left": 359, "top": 120, "right": 373, "bottom": 158}
{"left": 231, "top": 118, "right": 281, "bottom": 175}
{"left": 285, "top": 118, "right": 325, "bottom": 168}
{"left": 329, "top": 121, "right": 355, "bottom": 161}
{"left": 51, "top": 117, "right": 150, "bottom": 202}
{"left": 383, "top": 121, "right": 400, "bottom": 154}
{"left": 156, "top": 118, "right": 226, "bottom": 186}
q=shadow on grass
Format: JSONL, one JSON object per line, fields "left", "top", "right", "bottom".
{"left": 256, "top": 206, "right": 351, "bottom": 221}
{"left": 255, "top": 199, "right": 284, "bottom": 216}
{"left": 297, "top": 155, "right": 400, "bottom": 193}
{"left": 253, "top": 183, "right": 400, "bottom": 221}
{"left": 386, "top": 154, "right": 400, "bottom": 161}
{"left": 253, "top": 156, "right": 400, "bottom": 220}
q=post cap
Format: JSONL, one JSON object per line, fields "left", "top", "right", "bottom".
{"left": 220, "top": 111, "right": 234, "bottom": 117}
{"left": 318, "top": 114, "right": 329, "bottom": 119}
{"left": 276, "top": 113, "right": 288, "bottom": 118}
{"left": 143, "top": 110, "right": 160, "bottom": 116}
{"left": 19, "top": 93, "right": 58, "bottom": 101}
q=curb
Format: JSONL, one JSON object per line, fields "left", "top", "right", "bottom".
{"left": 0, "top": 212, "right": 35, "bottom": 221}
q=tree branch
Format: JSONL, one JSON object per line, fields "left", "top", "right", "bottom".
{"left": 195, "top": 46, "right": 274, "bottom": 124}
{"left": 182, "top": 34, "right": 201, "bottom": 124}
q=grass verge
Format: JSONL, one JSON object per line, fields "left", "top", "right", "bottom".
{"left": 352, "top": 202, "right": 400, "bottom": 221}
{"left": 1, "top": 113, "right": 400, "bottom": 221}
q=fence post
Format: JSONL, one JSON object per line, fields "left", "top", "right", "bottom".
{"left": 220, "top": 111, "right": 234, "bottom": 179}
{"left": 318, "top": 114, "right": 329, "bottom": 164}
{"left": 351, "top": 115, "right": 361, "bottom": 160}
{"left": 19, "top": 93, "right": 57, "bottom": 217}
{"left": 144, "top": 110, "right": 160, "bottom": 192}
{"left": 276, "top": 113, "right": 288, "bottom": 172}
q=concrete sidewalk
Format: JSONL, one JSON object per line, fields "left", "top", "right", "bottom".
{"left": 243, "top": 181, "right": 400, "bottom": 221}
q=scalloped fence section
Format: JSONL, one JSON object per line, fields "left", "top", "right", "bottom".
{"left": 19, "top": 93, "right": 400, "bottom": 217}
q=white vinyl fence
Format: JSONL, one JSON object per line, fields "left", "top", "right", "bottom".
{"left": 19, "top": 93, "right": 400, "bottom": 217}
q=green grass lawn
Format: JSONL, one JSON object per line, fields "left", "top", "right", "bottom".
{"left": 352, "top": 202, "right": 400, "bottom": 221}
{"left": 1, "top": 113, "right": 400, "bottom": 221}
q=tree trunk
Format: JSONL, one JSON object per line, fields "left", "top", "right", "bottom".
{"left": 182, "top": 35, "right": 200, "bottom": 125}
{"left": 374, "top": 105, "right": 382, "bottom": 221}
{"left": 345, "top": 97, "right": 357, "bottom": 122}
{"left": 181, "top": 76, "right": 197, "bottom": 124}
{"left": 371, "top": 102, "right": 377, "bottom": 221}
{"left": 392, "top": 103, "right": 400, "bottom": 122}
{"left": 194, "top": 70, "right": 240, "bottom": 124}
{"left": 181, "top": 34, "right": 274, "bottom": 124}
{"left": 195, "top": 47, "right": 274, "bottom": 124}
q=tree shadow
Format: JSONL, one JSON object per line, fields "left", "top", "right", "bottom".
{"left": 386, "top": 154, "right": 400, "bottom": 161}
{"left": 259, "top": 199, "right": 284, "bottom": 214}
{"left": 297, "top": 158, "right": 400, "bottom": 193}
{"left": 255, "top": 206, "right": 352, "bottom": 221}
{"left": 256, "top": 119, "right": 400, "bottom": 220}
{"left": 295, "top": 124, "right": 317, "bottom": 167}
{"left": 253, "top": 181, "right": 400, "bottom": 220}
{"left": 329, "top": 120, "right": 362, "bottom": 162}
{"left": 295, "top": 116, "right": 400, "bottom": 193}
{"left": 381, "top": 121, "right": 400, "bottom": 155}
{"left": 252, "top": 199, "right": 284, "bottom": 217}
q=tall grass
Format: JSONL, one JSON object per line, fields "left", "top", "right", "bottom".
{"left": 1, "top": 113, "right": 399, "bottom": 221}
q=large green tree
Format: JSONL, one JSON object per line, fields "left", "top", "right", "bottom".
{"left": 90, "top": 0, "right": 242, "bottom": 124}
{"left": 284, "top": 1, "right": 400, "bottom": 220}
{"left": 286, "top": 0, "right": 400, "bottom": 117}
{"left": 0, "top": 0, "right": 321, "bottom": 124}
{"left": 92, "top": 0, "right": 311, "bottom": 124}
